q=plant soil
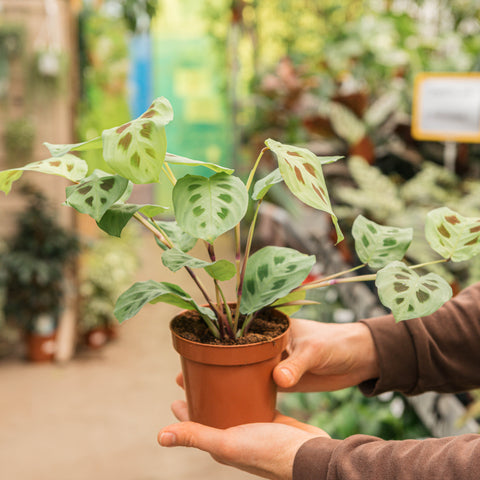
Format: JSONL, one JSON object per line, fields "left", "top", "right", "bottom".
{"left": 171, "top": 308, "right": 289, "bottom": 345}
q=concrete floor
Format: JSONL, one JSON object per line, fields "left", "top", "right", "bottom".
{"left": 0, "top": 233, "right": 258, "bottom": 480}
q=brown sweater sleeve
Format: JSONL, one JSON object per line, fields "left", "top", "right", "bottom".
{"left": 293, "top": 434, "right": 480, "bottom": 480}
{"left": 292, "top": 282, "right": 480, "bottom": 480}
{"left": 359, "top": 280, "right": 480, "bottom": 396}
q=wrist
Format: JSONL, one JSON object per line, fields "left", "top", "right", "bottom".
{"left": 349, "top": 322, "right": 380, "bottom": 382}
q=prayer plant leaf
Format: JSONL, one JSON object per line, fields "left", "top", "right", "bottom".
{"left": 265, "top": 139, "right": 344, "bottom": 243}
{"left": 43, "top": 137, "right": 103, "bottom": 157}
{"left": 425, "top": 207, "right": 480, "bottom": 262}
{"left": 172, "top": 172, "right": 248, "bottom": 244}
{"left": 102, "top": 97, "right": 174, "bottom": 184}
{"left": 352, "top": 215, "right": 413, "bottom": 269}
{"left": 65, "top": 173, "right": 129, "bottom": 221}
{"left": 165, "top": 153, "right": 234, "bottom": 174}
{"left": 114, "top": 280, "right": 215, "bottom": 323}
{"left": 375, "top": 261, "right": 452, "bottom": 322}
{"left": 271, "top": 290, "right": 308, "bottom": 315}
{"left": 0, "top": 154, "right": 88, "bottom": 194}
{"left": 97, "top": 203, "right": 168, "bottom": 237}
{"left": 161, "top": 248, "right": 236, "bottom": 281}
{"left": 155, "top": 220, "right": 198, "bottom": 252}
{"left": 240, "top": 246, "right": 315, "bottom": 315}
{"left": 252, "top": 168, "right": 284, "bottom": 200}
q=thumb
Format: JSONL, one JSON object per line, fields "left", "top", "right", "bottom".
{"left": 273, "top": 345, "right": 317, "bottom": 389}
{"left": 158, "top": 421, "right": 221, "bottom": 452}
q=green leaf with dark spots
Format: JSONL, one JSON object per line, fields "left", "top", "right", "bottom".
{"left": 173, "top": 172, "right": 248, "bottom": 243}
{"left": 102, "top": 97, "right": 173, "bottom": 184}
{"left": 114, "top": 280, "right": 215, "bottom": 323}
{"left": 425, "top": 207, "right": 480, "bottom": 262}
{"left": 265, "top": 139, "right": 343, "bottom": 243}
{"left": 375, "top": 261, "right": 452, "bottom": 322}
{"left": 154, "top": 220, "right": 198, "bottom": 252}
{"left": 65, "top": 173, "right": 129, "bottom": 221}
{"left": 97, "top": 203, "right": 168, "bottom": 237}
{"left": 161, "top": 248, "right": 236, "bottom": 281}
{"left": 352, "top": 215, "right": 413, "bottom": 269}
{"left": 0, "top": 154, "right": 88, "bottom": 195}
{"left": 240, "top": 246, "right": 315, "bottom": 314}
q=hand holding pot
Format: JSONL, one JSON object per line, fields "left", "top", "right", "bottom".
{"left": 273, "top": 318, "right": 380, "bottom": 392}
{"left": 158, "top": 400, "right": 329, "bottom": 480}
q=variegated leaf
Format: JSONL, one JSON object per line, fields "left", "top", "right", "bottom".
{"left": 114, "top": 280, "right": 215, "bottom": 323}
{"left": 172, "top": 172, "right": 248, "bottom": 244}
{"left": 43, "top": 137, "right": 103, "bottom": 157}
{"left": 240, "top": 246, "right": 315, "bottom": 314}
{"left": 97, "top": 203, "right": 168, "bottom": 237}
{"left": 0, "top": 154, "right": 88, "bottom": 194}
{"left": 252, "top": 168, "right": 283, "bottom": 200}
{"left": 155, "top": 220, "right": 198, "bottom": 252}
{"left": 161, "top": 248, "right": 236, "bottom": 280}
{"left": 65, "top": 173, "right": 129, "bottom": 221}
{"left": 265, "top": 138, "right": 344, "bottom": 243}
{"left": 352, "top": 215, "right": 413, "bottom": 269}
{"left": 376, "top": 261, "right": 452, "bottom": 322}
{"left": 425, "top": 207, "right": 480, "bottom": 262}
{"left": 271, "top": 290, "right": 308, "bottom": 315}
{"left": 102, "top": 97, "right": 174, "bottom": 184}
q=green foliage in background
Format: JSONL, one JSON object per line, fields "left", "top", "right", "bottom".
{"left": 280, "top": 388, "right": 430, "bottom": 440}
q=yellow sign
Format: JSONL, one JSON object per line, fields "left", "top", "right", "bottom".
{"left": 412, "top": 73, "right": 480, "bottom": 143}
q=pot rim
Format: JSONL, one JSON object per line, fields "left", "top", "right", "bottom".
{"left": 169, "top": 308, "right": 291, "bottom": 366}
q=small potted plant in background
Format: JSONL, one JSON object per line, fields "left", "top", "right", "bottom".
{"left": 0, "top": 185, "right": 79, "bottom": 362}
{"left": 79, "top": 228, "right": 139, "bottom": 349}
{"left": 1, "top": 97, "right": 479, "bottom": 424}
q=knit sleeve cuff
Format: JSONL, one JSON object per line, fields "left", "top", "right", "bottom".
{"left": 359, "top": 315, "right": 417, "bottom": 396}
{"left": 293, "top": 437, "right": 341, "bottom": 480}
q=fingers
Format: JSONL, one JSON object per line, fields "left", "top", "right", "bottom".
{"left": 273, "top": 344, "right": 317, "bottom": 389}
{"left": 273, "top": 412, "right": 329, "bottom": 437}
{"left": 176, "top": 372, "right": 184, "bottom": 388}
{"left": 171, "top": 400, "right": 189, "bottom": 421}
{"left": 158, "top": 421, "right": 221, "bottom": 451}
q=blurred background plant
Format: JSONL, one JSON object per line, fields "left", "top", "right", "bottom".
{"left": 78, "top": 226, "right": 140, "bottom": 349}
{"left": 0, "top": 184, "right": 80, "bottom": 360}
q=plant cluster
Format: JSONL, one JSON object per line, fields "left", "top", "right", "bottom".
{"left": 0, "top": 185, "right": 80, "bottom": 332}
{"left": 1, "top": 98, "right": 480, "bottom": 341}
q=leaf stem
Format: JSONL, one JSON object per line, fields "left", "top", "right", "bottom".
{"left": 234, "top": 199, "right": 262, "bottom": 330}
{"left": 298, "top": 273, "right": 377, "bottom": 291}
{"left": 245, "top": 147, "right": 268, "bottom": 192}
{"left": 162, "top": 163, "right": 177, "bottom": 185}
{"left": 409, "top": 258, "right": 448, "bottom": 270}
{"left": 133, "top": 213, "right": 171, "bottom": 247}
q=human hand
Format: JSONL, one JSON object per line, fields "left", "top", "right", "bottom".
{"left": 158, "top": 400, "right": 329, "bottom": 480}
{"left": 274, "top": 318, "right": 379, "bottom": 392}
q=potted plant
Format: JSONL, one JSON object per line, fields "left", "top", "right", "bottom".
{"left": 0, "top": 185, "right": 79, "bottom": 361}
{"left": 1, "top": 97, "right": 479, "bottom": 425}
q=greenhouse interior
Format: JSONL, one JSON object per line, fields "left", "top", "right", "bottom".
{"left": 0, "top": 1, "right": 480, "bottom": 479}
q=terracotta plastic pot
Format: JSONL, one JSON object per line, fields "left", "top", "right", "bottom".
{"left": 26, "top": 332, "right": 56, "bottom": 362}
{"left": 170, "top": 309, "right": 290, "bottom": 429}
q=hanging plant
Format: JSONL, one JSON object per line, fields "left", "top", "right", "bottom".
{"left": 29, "top": 49, "right": 67, "bottom": 95}
{"left": 3, "top": 118, "right": 36, "bottom": 167}
{"left": 0, "top": 24, "right": 25, "bottom": 59}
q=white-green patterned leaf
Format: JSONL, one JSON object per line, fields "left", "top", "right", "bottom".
{"left": 114, "top": 280, "right": 215, "bottom": 323}
{"left": 376, "top": 261, "right": 452, "bottom": 322}
{"left": 240, "top": 246, "right": 316, "bottom": 314}
{"left": 329, "top": 101, "right": 366, "bottom": 144}
{"left": 155, "top": 220, "right": 198, "bottom": 252}
{"left": 65, "top": 173, "right": 129, "bottom": 221}
{"left": 43, "top": 137, "right": 103, "bottom": 157}
{"left": 265, "top": 138, "right": 344, "bottom": 243}
{"left": 161, "top": 248, "right": 236, "bottom": 280}
{"left": 172, "top": 172, "right": 248, "bottom": 244}
{"left": 352, "top": 215, "right": 413, "bottom": 269}
{"left": 0, "top": 154, "right": 88, "bottom": 194}
{"left": 425, "top": 207, "right": 480, "bottom": 262}
{"left": 165, "top": 153, "right": 234, "bottom": 174}
{"left": 252, "top": 168, "right": 283, "bottom": 200}
{"left": 102, "top": 97, "right": 173, "bottom": 184}
{"left": 97, "top": 203, "right": 168, "bottom": 237}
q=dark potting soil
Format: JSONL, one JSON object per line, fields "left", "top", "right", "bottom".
{"left": 171, "top": 308, "right": 289, "bottom": 345}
